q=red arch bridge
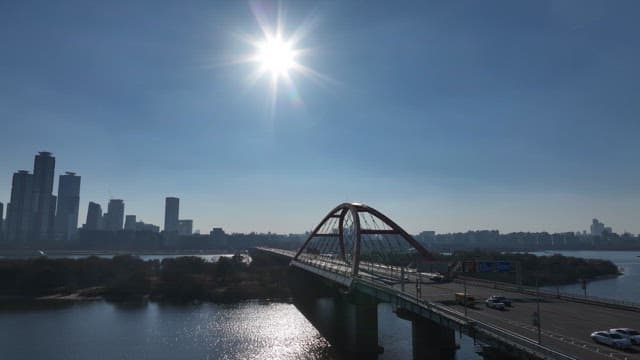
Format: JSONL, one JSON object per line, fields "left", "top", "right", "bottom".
{"left": 256, "top": 203, "right": 640, "bottom": 360}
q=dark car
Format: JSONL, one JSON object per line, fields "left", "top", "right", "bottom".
{"left": 489, "top": 296, "right": 512, "bottom": 307}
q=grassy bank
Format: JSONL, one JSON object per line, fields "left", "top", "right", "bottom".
{"left": 0, "top": 252, "right": 291, "bottom": 303}
{"left": 444, "top": 251, "right": 620, "bottom": 286}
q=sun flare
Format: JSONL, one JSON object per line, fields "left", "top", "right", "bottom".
{"left": 233, "top": 3, "right": 332, "bottom": 114}
{"left": 255, "top": 36, "right": 296, "bottom": 77}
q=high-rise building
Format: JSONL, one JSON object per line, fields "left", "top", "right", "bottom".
{"left": 105, "top": 199, "right": 124, "bottom": 231}
{"left": 590, "top": 219, "right": 606, "bottom": 236}
{"left": 98, "top": 213, "right": 106, "bottom": 230}
{"left": 6, "top": 171, "right": 34, "bottom": 242}
{"left": 85, "top": 202, "right": 102, "bottom": 230}
{"left": 124, "top": 215, "right": 137, "bottom": 230}
{"left": 136, "top": 221, "right": 160, "bottom": 233}
{"left": 178, "top": 219, "right": 193, "bottom": 236}
{"left": 55, "top": 172, "right": 81, "bottom": 241}
{"left": 164, "top": 197, "right": 179, "bottom": 232}
{"left": 210, "top": 227, "right": 225, "bottom": 241}
{"left": 31, "top": 151, "right": 56, "bottom": 241}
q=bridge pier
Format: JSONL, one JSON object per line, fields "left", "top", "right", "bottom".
{"left": 411, "top": 317, "right": 456, "bottom": 360}
{"left": 343, "top": 292, "right": 382, "bottom": 356}
{"left": 289, "top": 268, "right": 383, "bottom": 357}
{"left": 396, "top": 308, "right": 457, "bottom": 360}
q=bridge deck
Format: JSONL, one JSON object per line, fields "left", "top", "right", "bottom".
{"left": 258, "top": 247, "right": 640, "bottom": 360}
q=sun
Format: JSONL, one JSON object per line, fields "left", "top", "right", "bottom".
{"left": 255, "top": 36, "right": 296, "bottom": 77}
{"left": 232, "top": 3, "right": 331, "bottom": 113}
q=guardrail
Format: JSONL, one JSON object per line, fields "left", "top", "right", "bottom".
{"left": 455, "top": 276, "right": 640, "bottom": 312}
{"left": 355, "top": 275, "right": 577, "bottom": 360}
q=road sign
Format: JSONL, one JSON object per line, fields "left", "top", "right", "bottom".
{"left": 478, "top": 261, "right": 495, "bottom": 273}
{"left": 496, "top": 261, "right": 512, "bottom": 272}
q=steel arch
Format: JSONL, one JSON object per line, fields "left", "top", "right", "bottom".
{"left": 294, "top": 202, "right": 434, "bottom": 276}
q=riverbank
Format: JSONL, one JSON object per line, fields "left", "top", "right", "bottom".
{"left": 443, "top": 250, "right": 621, "bottom": 286}
{"left": 0, "top": 249, "right": 234, "bottom": 259}
{"left": 0, "top": 252, "right": 292, "bottom": 303}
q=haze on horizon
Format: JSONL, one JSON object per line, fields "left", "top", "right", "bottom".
{"left": 1, "top": 0, "right": 638, "bottom": 235}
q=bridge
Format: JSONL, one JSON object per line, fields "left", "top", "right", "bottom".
{"left": 257, "top": 202, "right": 640, "bottom": 360}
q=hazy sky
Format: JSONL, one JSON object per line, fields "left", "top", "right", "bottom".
{"left": 1, "top": 0, "right": 639, "bottom": 234}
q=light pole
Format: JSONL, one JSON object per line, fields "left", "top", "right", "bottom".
{"left": 416, "top": 271, "right": 422, "bottom": 302}
{"left": 464, "top": 277, "right": 468, "bottom": 318}
{"left": 535, "top": 278, "right": 541, "bottom": 344}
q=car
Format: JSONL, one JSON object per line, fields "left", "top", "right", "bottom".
{"left": 455, "top": 292, "right": 475, "bottom": 307}
{"left": 590, "top": 331, "right": 632, "bottom": 350}
{"left": 489, "top": 295, "right": 512, "bottom": 307}
{"left": 610, "top": 328, "right": 640, "bottom": 345}
{"left": 485, "top": 298, "right": 505, "bottom": 310}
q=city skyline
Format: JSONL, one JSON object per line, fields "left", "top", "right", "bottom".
{"left": 0, "top": 150, "right": 636, "bottom": 236}
{"left": 1, "top": 1, "right": 639, "bottom": 234}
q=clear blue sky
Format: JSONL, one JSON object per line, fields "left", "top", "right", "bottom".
{"left": 1, "top": 0, "right": 639, "bottom": 234}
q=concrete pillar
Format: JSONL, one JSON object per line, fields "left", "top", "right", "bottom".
{"left": 343, "top": 298, "right": 380, "bottom": 355}
{"left": 412, "top": 317, "right": 456, "bottom": 360}
{"left": 290, "top": 269, "right": 382, "bottom": 356}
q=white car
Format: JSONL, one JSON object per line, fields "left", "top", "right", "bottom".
{"left": 485, "top": 298, "right": 505, "bottom": 310}
{"left": 610, "top": 328, "right": 640, "bottom": 345}
{"left": 590, "top": 331, "right": 632, "bottom": 349}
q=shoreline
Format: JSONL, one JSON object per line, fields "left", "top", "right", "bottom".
{"left": 0, "top": 291, "right": 296, "bottom": 306}
{"left": 0, "top": 250, "right": 236, "bottom": 257}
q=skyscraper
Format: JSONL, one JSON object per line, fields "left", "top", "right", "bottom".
{"left": 31, "top": 151, "right": 56, "bottom": 241}
{"left": 164, "top": 197, "right": 179, "bottom": 233}
{"left": 105, "top": 199, "right": 124, "bottom": 231}
{"left": 85, "top": 202, "right": 102, "bottom": 230}
{"left": 124, "top": 215, "right": 137, "bottom": 230}
{"left": 6, "top": 170, "right": 33, "bottom": 242}
{"left": 591, "top": 219, "right": 606, "bottom": 236}
{"left": 178, "top": 219, "right": 193, "bottom": 236}
{"left": 55, "top": 172, "right": 81, "bottom": 241}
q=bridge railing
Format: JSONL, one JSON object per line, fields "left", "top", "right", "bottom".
{"left": 354, "top": 274, "right": 578, "bottom": 360}
{"left": 295, "top": 253, "right": 352, "bottom": 277}
{"left": 455, "top": 276, "right": 640, "bottom": 312}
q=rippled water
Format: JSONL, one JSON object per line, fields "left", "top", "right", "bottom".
{"left": 0, "top": 299, "right": 483, "bottom": 360}
{"left": 0, "top": 301, "right": 337, "bottom": 360}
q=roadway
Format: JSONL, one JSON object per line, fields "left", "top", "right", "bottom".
{"left": 260, "top": 248, "right": 640, "bottom": 360}
{"left": 403, "top": 278, "right": 640, "bottom": 360}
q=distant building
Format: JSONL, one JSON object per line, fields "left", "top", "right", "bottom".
{"left": 98, "top": 213, "right": 106, "bottom": 230}
{"left": 417, "top": 230, "right": 436, "bottom": 239}
{"left": 84, "top": 202, "right": 102, "bottom": 230}
{"left": 136, "top": 221, "right": 160, "bottom": 233}
{"left": 124, "top": 215, "right": 137, "bottom": 231}
{"left": 164, "top": 197, "right": 179, "bottom": 233}
{"left": 6, "top": 170, "right": 34, "bottom": 243}
{"left": 590, "top": 218, "right": 607, "bottom": 236}
{"left": 178, "top": 220, "right": 193, "bottom": 236}
{"left": 210, "top": 227, "right": 225, "bottom": 240}
{"left": 55, "top": 172, "right": 81, "bottom": 241}
{"left": 31, "top": 151, "right": 56, "bottom": 241}
{"left": 105, "top": 199, "right": 125, "bottom": 231}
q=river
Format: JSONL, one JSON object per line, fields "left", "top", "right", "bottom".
{"left": 0, "top": 299, "right": 482, "bottom": 360}
{"left": 0, "top": 250, "right": 635, "bottom": 359}
{"left": 534, "top": 250, "right": 640, "bottom": 303}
